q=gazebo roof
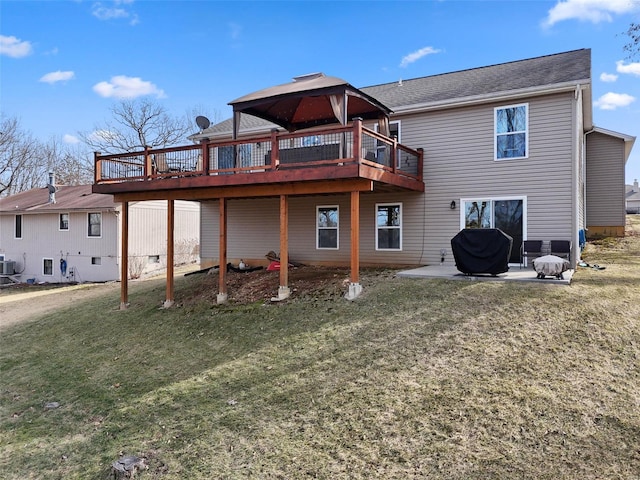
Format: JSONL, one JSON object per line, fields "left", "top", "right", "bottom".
{"left": 229, "top": 73, "right": 392, "bottom": 132}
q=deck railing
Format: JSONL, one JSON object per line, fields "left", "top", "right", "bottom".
{"left": 94, "top": 119, "right": 423, "bottom": 185}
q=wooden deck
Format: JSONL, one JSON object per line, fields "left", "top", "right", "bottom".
{"left": 92, "top": 120, "right": 423, "bottom": 201}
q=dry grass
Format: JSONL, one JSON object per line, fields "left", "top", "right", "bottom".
{"left": 1, "top": 218, "right": 639, "bottom": 479}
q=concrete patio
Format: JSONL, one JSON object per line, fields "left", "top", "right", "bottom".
{"left": 397, "top": 264, "right": 574, "bottom": 285}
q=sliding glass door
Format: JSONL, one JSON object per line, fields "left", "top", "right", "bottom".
{"left": 463, "top": 199, "right": 524, "bottom": 263}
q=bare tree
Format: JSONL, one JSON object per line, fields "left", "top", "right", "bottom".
{"left": 624, "top": 23, "right": 640, "bottom": 59}
{"left": 43, "top": 139, "right": 94, "bottom": 186}
{"left": 0, "top": 116, "right": 95, "bottom": 196}
{"left": 79, "top": 98, "right": 197, "bottom": 154}
{"left": 0, "top": 117, "right": 41, "bottom": 196}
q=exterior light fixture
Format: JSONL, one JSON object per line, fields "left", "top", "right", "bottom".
{"left": 450, "top": 200, "right": 456, "bottom": 210}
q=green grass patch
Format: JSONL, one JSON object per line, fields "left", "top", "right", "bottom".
{"left": 1, "top": 222, "right": 640, "bottom": 479}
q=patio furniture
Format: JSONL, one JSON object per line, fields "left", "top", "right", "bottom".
{"left": 520, "top": 240, "right": 543, "bottom": 269}
{"left": 550, "top": 240, "right": 571, "bottom": 260}
{"left": 532, "top": 254, "right": 570, "bottom": 279}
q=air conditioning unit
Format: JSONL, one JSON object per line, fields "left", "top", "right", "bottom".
{"left": 0, "top": 261, "right": 15, "bottom": 275}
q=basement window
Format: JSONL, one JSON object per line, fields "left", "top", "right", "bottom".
{"left": 43, "top": 258, "right": 53, "bottom": 276}
{"left": 91, "top": 257, "right": 102, "bottom": 265}
{"left": 317, "top": 205, "right": 339, "bottom": 249}
{"left": 376, "top": 203, "right": 402, "bottom": 251}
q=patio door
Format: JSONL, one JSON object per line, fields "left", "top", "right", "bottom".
{"left": 463, "top": 199, "right": 524, "bottom": 263}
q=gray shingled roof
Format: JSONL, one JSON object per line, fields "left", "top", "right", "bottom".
{"left": 0, "top": 185, "right": 116, "bottom": 213}
{"left": 196, "top": 49, "right": 591, "bottom": 138}
{"left": 361, "top": 49, "right": 590, "bottom": 110}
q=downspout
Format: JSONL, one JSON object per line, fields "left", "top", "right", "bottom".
{"left": 583, "top": 127, "right": 596, "bottom": 249}
{"left": 573, "top": 84, "right": 583, "bottom": 267}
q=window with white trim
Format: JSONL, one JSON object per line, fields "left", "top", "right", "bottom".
{"left": 317, "top": 205, "right": 339, "bottom": 249}
{"left": 43, "top": 258, "right": 53, "bottom": 276}
{"left": 88, "top": 212, "right": 101, "bottom": 237}
{"left": 59, "top": 213, "right": 69, "bottom": 231}
{"left": 15, "top": 214, "right": 22, "bottom": 239}
{"left": 376, "top": 203, "right": 402, "bottom": 251}
{"left": 495, "top": 103, "right": 528, "bottom": 160}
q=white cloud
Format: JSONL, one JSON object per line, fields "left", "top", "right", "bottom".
{"left": 543, "top": 0, "right": 640, "bottom": 27}
{"left": 39, "top": 70, "right": 75, "bottom": 84}
{"left": 616, "top": 60, "right": 640, "bottom": 76}
{"left": 92, "top": 1, "right": 139, "bottom": 25}
{"left": 600, "top": 72, "right": 618, "bottom": 82}
{"left": 0, "top": 35, "right": 33, "bottom": 58}
{"left": 63, "top": 134, "right": 80, "bottom": 144}
{"left": 400, "top": 46, "right": 441, "bottom": 68}
{"left": 594, "top": 92, "right": 636, "bottom": 110}
{"left": 93, "top": 75, "right": 166, "bottom": 99}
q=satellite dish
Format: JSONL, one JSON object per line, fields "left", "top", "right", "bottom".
{"left": 195, "top": 115, "right": 210, "bottom": 130}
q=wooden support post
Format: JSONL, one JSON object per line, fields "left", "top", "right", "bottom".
{"left": 353, "top": 118, "right": 362, "bottom": 161}
{"left": 346, "top": 190, "right": 363, "bottom": 300}
{"left": 164, "top": 199, "right": 175, "bottom": 308}
{"left": 120, "top": 201, "right": 129, "bottom": 310}
{"left": 272, "top": 194, "right": 290, "bottom": 301}
{"left": 201, "top": 142, "right": 210, "bottom": 173}
{"left": 144, "top": 145, "right": 152, "bottom": 178}
{"left": 217, "top": 198, "right": 228, "bottom": 304}
{"left": 94, "top": 151, "right": 101, "bottom": 183}
{"left": 270, "top": 128, "right": 279, "bottom": 170}
{"left": 391, "top": 136, "right": 398, "bottom": 173}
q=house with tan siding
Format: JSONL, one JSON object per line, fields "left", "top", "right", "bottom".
{"left": 92, "top": 48, "right": 634, "bottom": 304}
{"left": 195, "top": 49, "right": 633, "bottom": 268}
{"left": 0, "top": 184, "right": 199, "bottom": 284}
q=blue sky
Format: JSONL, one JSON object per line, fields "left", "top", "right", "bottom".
{"left": 2, "top": 0, "right": 640, "bottom": 183}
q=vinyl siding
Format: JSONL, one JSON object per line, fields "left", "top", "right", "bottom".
{"left": 128, "top": 200, "right": 200, "bottom": 272}
{"left": 0, "top": 201, "right": 200, "bottom": 282}
{"left": 392, "top": 92, "right": 576, "bottom": 265}
{"left": 200, "top": 193, "right": 425, "bottom": 267}
{"left": 200, "top": 92, "right": 580, "bottom": 268}
{"left": 0, "top": 210, "right": 119, "bottom": 283}
{"left": 586, "top": 132, "right": 626, "bottom": 227}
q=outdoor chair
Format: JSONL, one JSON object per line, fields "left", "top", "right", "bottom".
{"left": 153, "top": 153, "right": 170, "bottom": 174}
{"left": 550, "top": 240, "right": 572, "bottom": 260}
{"left": 520, "top": 240, "right": 543, "bottom": 268}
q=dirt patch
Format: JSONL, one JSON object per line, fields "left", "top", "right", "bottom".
{"left": 0, "top": 265, "right": 384, "bottom": 330}
{"left": 179, "top": 265, "right": 355, "bottom": 306}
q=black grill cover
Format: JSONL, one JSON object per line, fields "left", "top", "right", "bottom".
{"left": 450, "top": 228, "right": 513, "bottom": 275}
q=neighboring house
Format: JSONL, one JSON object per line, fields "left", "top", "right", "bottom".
{"left": 626, "top": 179, "right": 640, "bottom": 214}
{"left": 0, "top": 184, "right": 200, "bottom": 284}
{"left": 586, "top": 128, "right": 636, "bottom": 236}
{"left": 93, "top": 48, "right": 634, "bottom": 304}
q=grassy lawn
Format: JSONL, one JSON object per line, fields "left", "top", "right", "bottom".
{"left": 1, "top": 217, "right": 640, "bottom": 479}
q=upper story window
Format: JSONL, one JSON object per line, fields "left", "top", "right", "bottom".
{"left": 376, "top": 203, "right": 402, "bottom": 251}
{"left": 59, "top": 213, "right": 69, "bottom": 231}
{"left": 495, "top": 103, "right": 528, "bottom": 160}
{"left": 317, "top": 205, "right": 339, "bottom": 249}
{"left": 88, "top": 212, "right": 102, "bottom": 237}
{"left": 15, "top": 215, "right": 22, "bottom": 239}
